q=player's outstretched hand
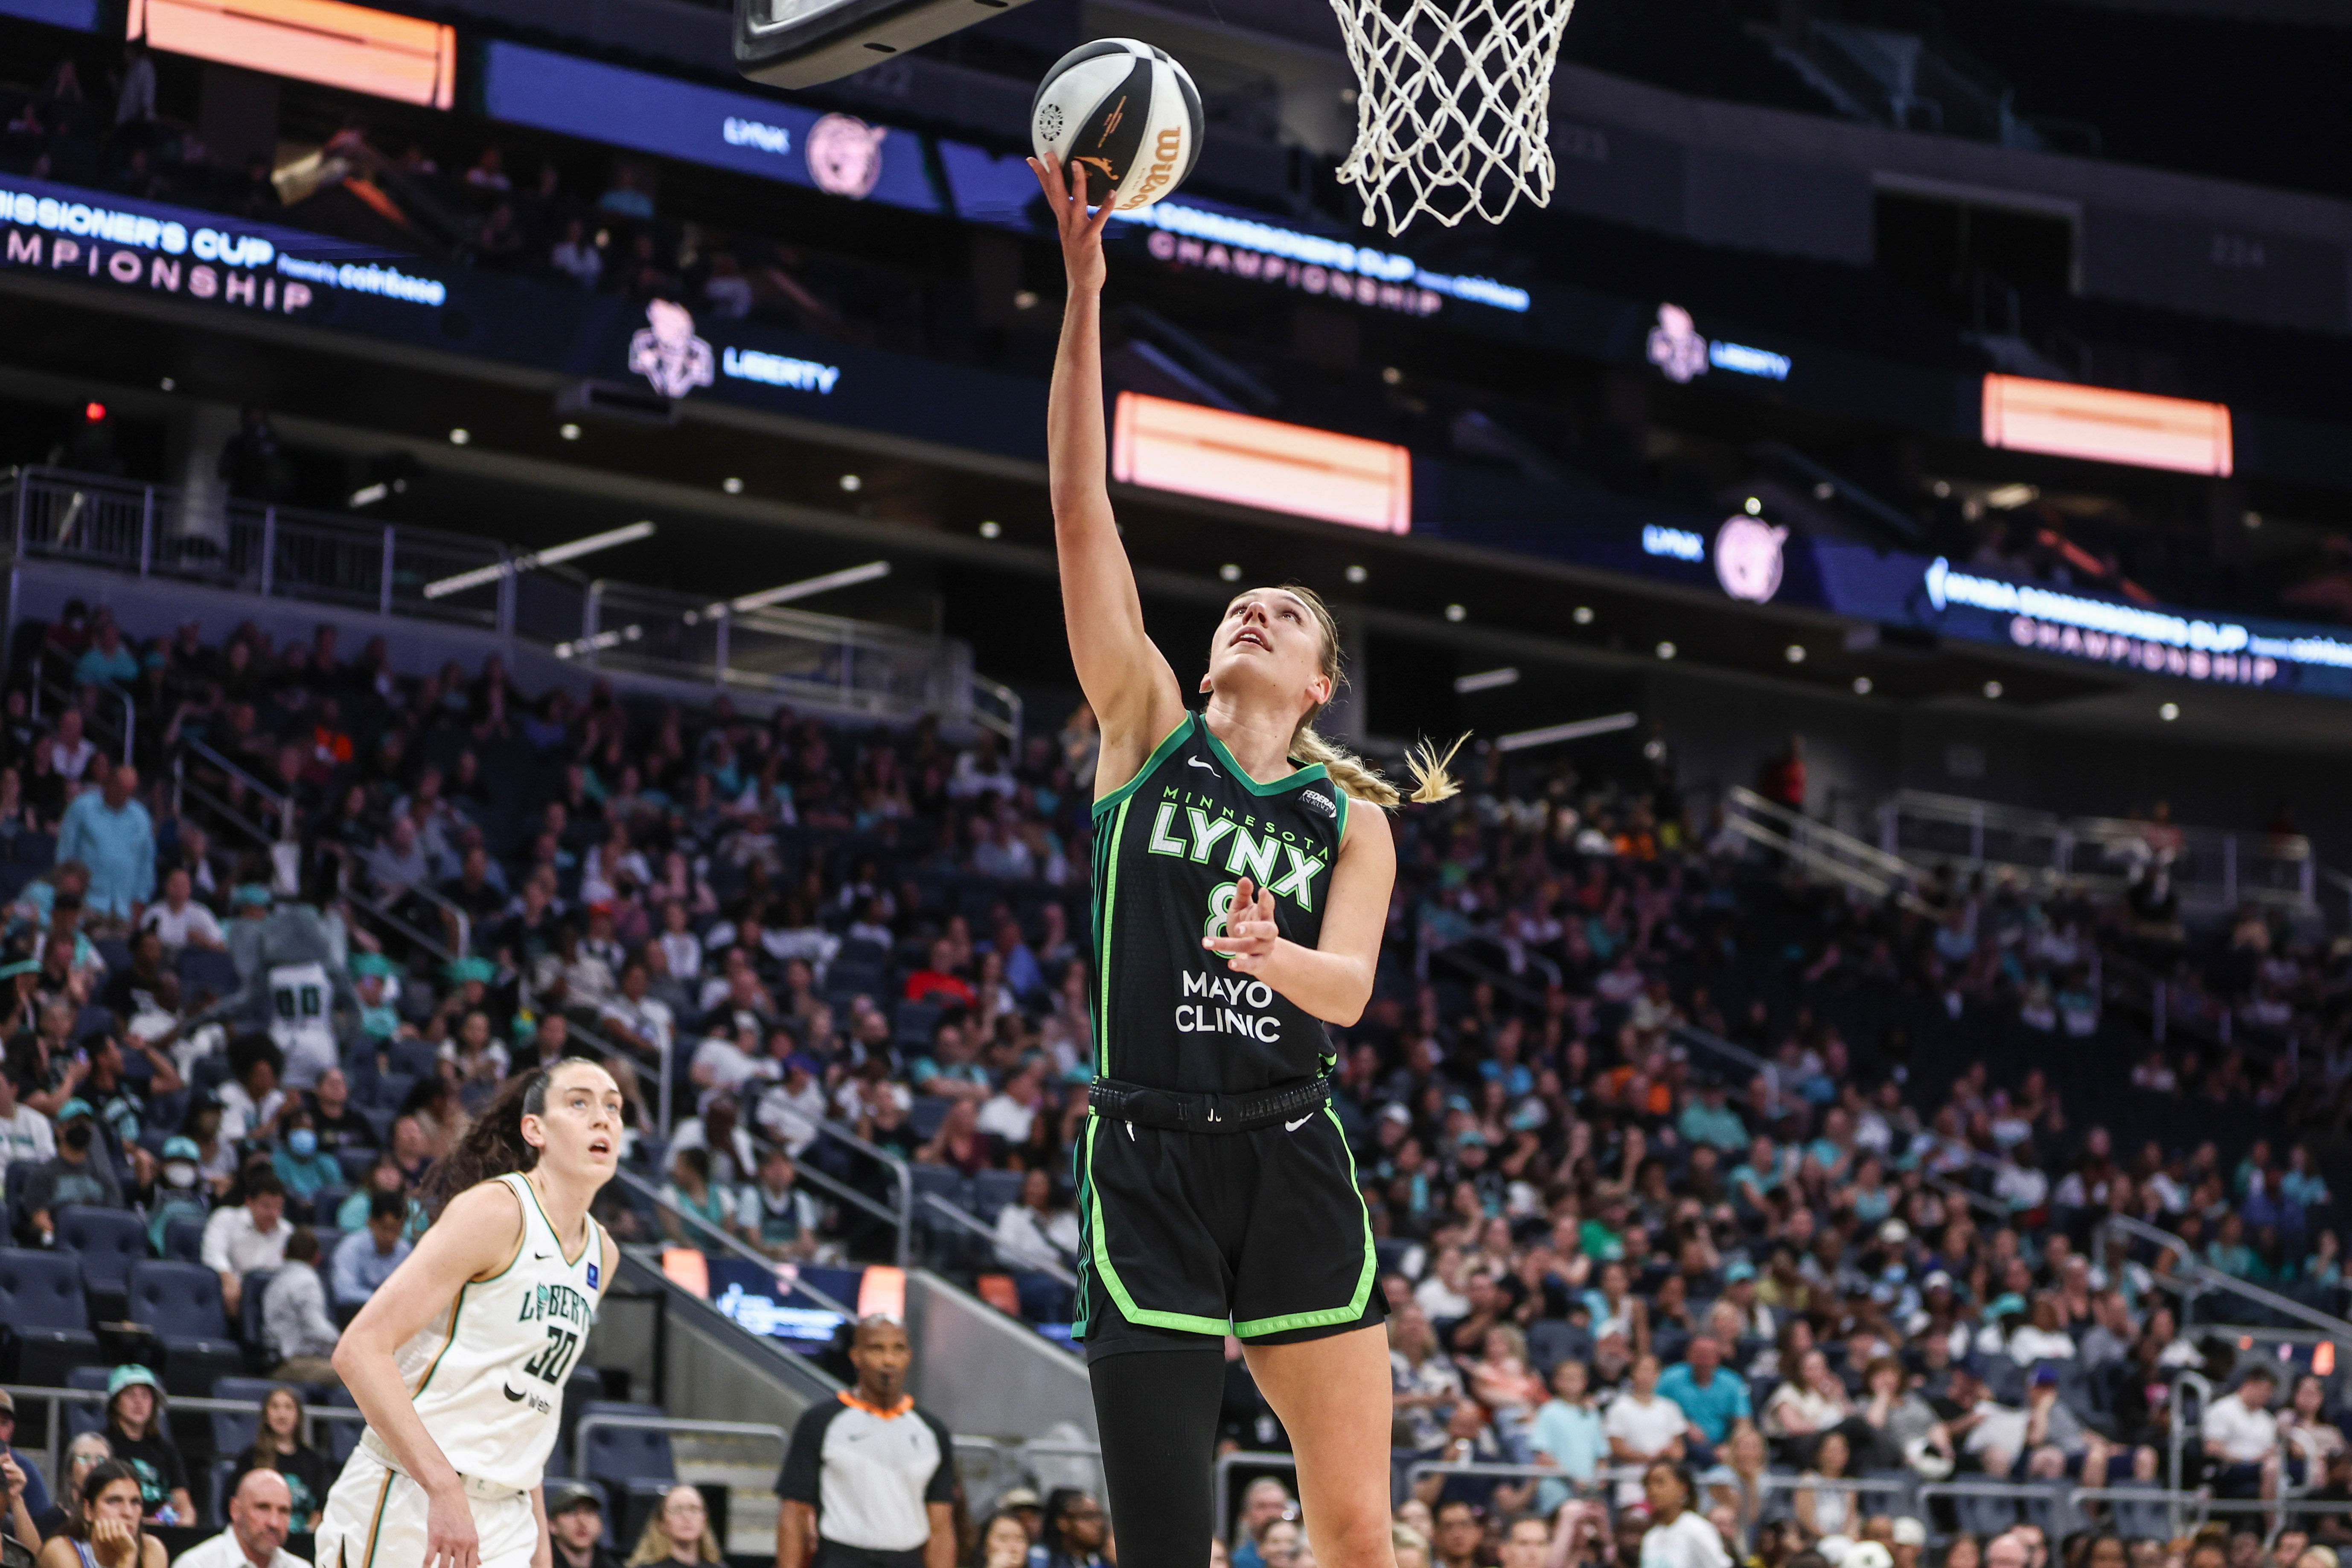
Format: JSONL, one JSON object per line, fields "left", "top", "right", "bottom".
{"left": 425, "top": 1483, "right": 482, "bottom": 1568}
{"left": 1028, "top": 151, "right": 1116, "bottom": 295}
{"left": 1205, "top": 877, "right": 1280, "bottom": 972}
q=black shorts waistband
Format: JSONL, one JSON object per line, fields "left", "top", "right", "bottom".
{"left": 1088, "top": 1076, "right": 1331, "bottom": 1135}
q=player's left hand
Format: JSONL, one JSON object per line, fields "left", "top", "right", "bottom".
{"left": 1205, "top": 877, "right": 1280, "bottom": 972}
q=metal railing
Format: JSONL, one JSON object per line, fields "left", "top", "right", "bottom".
{"left": 955, "top": 1435, "right": 1103, "bottom": 1512}
{"left": 615, "top": 1168, "right": 860, "bottom": 1320}
{"left": 0, "top": 1383, "right": 364, "bottom": 1507}
{"left": 1880, "top": 788, "right": 2319, "bottom": 913}
{"left": 2099, "top": 1216, "right": 2352, "bottom": 1339}
{"left": 29, "top": 672, "right": 132, "bottom": 769}
{"left": 1723, "top": 786, "right": 1931, "bottom": 910}
{"left": 574, "top": 580, "right": 974, "bottom": 727}
{"left": 1, "top": 464, "right": 997, "bottom": 732}
{"left": 914, "top": 1191, "right": 1078, "bottom": 1286}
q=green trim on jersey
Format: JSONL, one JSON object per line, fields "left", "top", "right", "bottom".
{"left": 1080, "top": 1118, "right": 1231, "bottom": 1338}
{"left": 1231, "top": 1104, "right": 1377, "bottom": 1337}
{"left": 516, "top": 1171, "right": 592, "bottom": 1266}
{"left": 1199, "top": 721, "right": 1330, "bottom": 797}
{"left": 410, "top": 1283, "right": 471, "bottom": 1397}
{"left": 1091, "top": 714, "right": 1196, "bottom": 819}
{"left": 1091, "top": 797, "right": 1134, "bottom": 1075}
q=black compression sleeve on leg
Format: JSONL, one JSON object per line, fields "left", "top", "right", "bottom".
{"left": 1089, "top": 1347, "right": 1225, "bottom": 1568}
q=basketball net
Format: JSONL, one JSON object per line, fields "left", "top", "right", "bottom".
{"left": 1328, "top": 0, "right": 1578, "bottom": 236}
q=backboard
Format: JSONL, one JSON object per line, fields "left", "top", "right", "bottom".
{"left": 734, "top": 0, "right": 1044, "bottom": 90}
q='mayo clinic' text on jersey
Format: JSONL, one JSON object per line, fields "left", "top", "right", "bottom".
{"left": 1089, "top": 713, "right": 1346, "bottom": 1093}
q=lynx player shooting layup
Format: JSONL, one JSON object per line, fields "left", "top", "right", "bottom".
{"left": 314, "top": 1062, "right": 622, "bottom": 1568}
{"left": 1027, "top": 143, "right": 1464, "bottom": 1568}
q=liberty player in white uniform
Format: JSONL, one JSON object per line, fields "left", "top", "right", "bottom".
{"left": 316, "top": 1060, "right": 622, "bottom": 1568}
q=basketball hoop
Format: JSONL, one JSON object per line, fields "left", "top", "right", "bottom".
{"left": 1328, "top": 0, "right": 1578, "bottom": 236}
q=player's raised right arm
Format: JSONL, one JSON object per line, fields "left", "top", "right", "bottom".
{"left": 1029, "top": 153, "right": 1186, "bottom": 790}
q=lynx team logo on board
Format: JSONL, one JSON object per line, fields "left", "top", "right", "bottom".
{"left": 806, "top": 115, "right": 887, "bottom": 199}
{"left": 628, "top": 299, "right": 714, "bottom": 399}
{"left": 1714, "top": 515, "right": 1787, "bottom": 604}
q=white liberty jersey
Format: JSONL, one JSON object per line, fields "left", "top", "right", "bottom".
{"left": 267, "top": 962, "right": 339, "bottom": 1088}
{"left": 384, "top": 1173, "right": 607, "bottom": 1492}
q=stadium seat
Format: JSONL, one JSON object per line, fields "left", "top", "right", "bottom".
{"left": 1013, "top": 1272, "right": 1073, "bottom": 1324}
{"left": 163, "top": 1213, "right": 208, "bottom": 1265}
{"left": 210, "top": 1376, "right": 282, "bottom": 1455}
{"left": 894, "top": 1003, "right": 944, "bottom": 1048}
{"left": 64, "top": 1366, "right": 111, "bottom": 1441}
{"left": 910, "top": 1163, "right": 968, "bottom": 1204}
{"left": 55, "top": 1203, "right": 147, "bottom": 1308}
{"left": 971, "top": 1167, "right": 1026, "bottom": 1222}
{"left": 1528, "top": 1320, "right": 1592, "bottom": 1376}
{"left": 335, "top": 1148, "right": 378, "bottom": 1186}
{"left": 4, "top": 1159, "right": 44, "bottom": 1240}
{"left": 206, "top": 1458, "right": 239, "bottom": 1529}
{"left": 126, "top": 1260, "right": 244, "bottom": 1397}
{"left": 0, "top": 1247, "right": 103, "bottom": 1385}
{"left": 799, "top": 1265, "right": 865, "bottom": 1311}
{"left": 177, "top": 948, "right": 242, "bottom": 1003}
{"left": 320, "top": 1386, "right": 364, "bottom": 1463}
{"left": 908, "top": 1097, "right": 952, "bottom": 1141}
{"left": 239, "top": 1269, "right": 277, "bottom": 1361}
{"left": 577, "top": 1398, "right": 674, "bottom": 1492}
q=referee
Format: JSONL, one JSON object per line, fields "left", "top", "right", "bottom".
{"left": 776, "top": 1315, "right": 959, "bottom": 1568}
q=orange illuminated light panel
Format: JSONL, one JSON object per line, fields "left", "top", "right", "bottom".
{"left": 1982, "top": 374, "right": 2232, "bottom": 477}
{"left": 130, "top": 0, "right": 457, "bottom": 108}
{"left": 1112, "top": 393, "right": 1412, "bottom": 534}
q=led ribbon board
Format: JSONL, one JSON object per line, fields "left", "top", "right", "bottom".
{"left": 129, "top": 0, "right": 456, "bottom": 107}
{"left": 1111, "top": 393, "right": 1411, "bottom": 534}
{"left": 1982, "top": 374, "right": 2233, "bottom": 477}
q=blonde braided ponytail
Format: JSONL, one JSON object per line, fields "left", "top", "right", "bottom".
{"left": 1273, "top": 584, "right": 1467, "bottom": 812}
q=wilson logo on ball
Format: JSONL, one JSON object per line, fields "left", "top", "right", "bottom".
{"left": 1032, "top": 38, "right": 1204, "bottom": 213}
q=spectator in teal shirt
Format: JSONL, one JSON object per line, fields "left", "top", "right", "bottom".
{"left": 1730, "top": 1136, "right": 1786, "bottom": 1213}
{"left": 271, "top": 1106, "right": 343, "bottom": 1215}
{"left": 1654, "top": 1335, "right": 1752, "bottom": 1464}
{"left": 56, "top": 765, "right": 154, "bottom": 918}
{"left": 1677, "top": 1078, "right": 1748, "bottom": 1155}
{"left": 73, "top": 621, "right": 138, "bottom": 690}
{"left": 1528, "top": 1359, "right": 1607, "bottom": 1513}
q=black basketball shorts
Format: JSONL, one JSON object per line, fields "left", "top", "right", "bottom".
{"left": 1071, "top": 1103, "right": 1386, "bottom": 1361}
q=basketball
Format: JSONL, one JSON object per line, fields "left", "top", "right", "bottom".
{"left": 1030, "top": 38, "right": 1204, "bottom": 212}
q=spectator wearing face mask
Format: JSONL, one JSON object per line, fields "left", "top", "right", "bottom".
{"left": 19, "top": 1098, "right": 125, "bottom": 1246}
{"left": 271, "top": 1107, "right": 341, "bottom": 1216}
{"left": 144, "top": 1135, "right": 212, "bottom": 1254}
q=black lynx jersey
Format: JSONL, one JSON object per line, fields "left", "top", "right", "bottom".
{"left": 1086, "top": 711, "right": 1348, "bottom": 1094}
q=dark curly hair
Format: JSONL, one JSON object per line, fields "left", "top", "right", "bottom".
{"left": 418, "top": 1059, "right": 612, "bottom": 1218}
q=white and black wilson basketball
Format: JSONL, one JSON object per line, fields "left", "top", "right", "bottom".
{"left": 1031, "top": 38, "right": 1204, "bottom": 212}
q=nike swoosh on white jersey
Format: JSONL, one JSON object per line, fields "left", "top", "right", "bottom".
{"left": 1188, "top": 756, "right": 1216, "bottom": 771}
{"left": 1284, "top": 1114, "right": 1313, "bottom": 1132}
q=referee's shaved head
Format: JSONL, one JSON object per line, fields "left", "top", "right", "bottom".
{"left": 852, "top": 1313, "right": 905, "bottom": 1346}
{"left": 849, "top": 1314, "right": 913, "bottom": 1407}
